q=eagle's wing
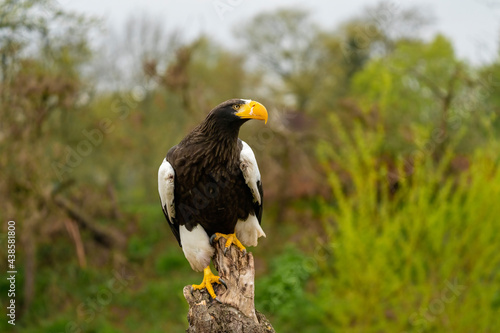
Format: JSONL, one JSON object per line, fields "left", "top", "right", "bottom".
{"left": 158, "top": 158, "right": 181, "bottom": 246}
{"left": 239, "top": 140, "right": 263, "bottom": 223}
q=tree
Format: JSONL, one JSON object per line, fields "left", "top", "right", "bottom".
{"left": 0, "top": 0, "right": 124, "bottom": 316}
{"left": 350, "top": 35, "right": 471, "bottom": 156}
{"left": 236, "top": 9, "right": 325, "bottom": 111}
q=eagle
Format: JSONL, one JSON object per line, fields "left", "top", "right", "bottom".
{"left": 158, "top": 99, "right": 268, "bottom": 301}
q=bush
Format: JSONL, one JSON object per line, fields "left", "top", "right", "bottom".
{"left": 315, "top": 115, "right": 500, "bottom": 332}
{"left": 256, "top": 246, "right": 326, "bottom": 332}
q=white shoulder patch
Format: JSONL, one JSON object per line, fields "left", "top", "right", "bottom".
{"left": 239, "top": 140, "right": 261, "bottom": 204}
{"left": 235, "top": 214, "right": 266, "bottom": 247}
{"left": 158, "top": 158, "right": 176, "bottom": 223}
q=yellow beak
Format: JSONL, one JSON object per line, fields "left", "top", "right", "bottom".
{"left": 235, "top": 100, "right": 268, "bottom": 124}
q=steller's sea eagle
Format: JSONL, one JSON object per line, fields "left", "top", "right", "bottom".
{"left": 158, "top": 99, "right": 268, "bottom": 301}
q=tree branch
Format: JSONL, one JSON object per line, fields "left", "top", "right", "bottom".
{"left": 52, "top": 194, "right": 127, "bottom": 250}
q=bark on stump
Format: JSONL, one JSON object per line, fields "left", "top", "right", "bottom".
{"left": 183, "top": 237, "right": 275, "bottom": 333}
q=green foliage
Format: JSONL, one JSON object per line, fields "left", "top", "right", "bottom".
{"left": 349, "top": 35, "right": 475, "bottom": 156}
{"left": 315, "top": 115, "right": 500, "bottom": 332}
{"left": 256, "top": 247, "right": 317, "bottom": 331}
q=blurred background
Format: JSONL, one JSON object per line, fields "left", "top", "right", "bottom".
{"left": 1, "top": 0, "right": 500, "bottom": 332}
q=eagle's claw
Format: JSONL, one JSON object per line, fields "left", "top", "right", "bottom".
{"left": 213, "top": 232, "right": 247, "bottom": 255}
{"left": 209, "top": 233, "right": 217, "bottom": 246}
{"left": 219, "top": 277, "right": 227, "bottom": 289}
{"left": 192, "top": 266, "right": 225, "bottom": 300}
{"left": 190, "top": 285, "right": 195, "bottom": 297}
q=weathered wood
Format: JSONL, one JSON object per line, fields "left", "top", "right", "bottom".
{"left": 184, "top": 237, "right": 275, "bottom": 333}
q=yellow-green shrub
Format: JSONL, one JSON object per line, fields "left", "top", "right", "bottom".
{"left": 315, "top": 115, "right": 500, "bottom": 332}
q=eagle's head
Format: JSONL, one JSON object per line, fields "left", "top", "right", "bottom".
{"left": 207, "top": 99, "right": 268, "bottom": 127}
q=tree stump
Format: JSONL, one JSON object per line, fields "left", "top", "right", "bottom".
{"left": 183, "top": 237, "right": 275, "bottom": 333}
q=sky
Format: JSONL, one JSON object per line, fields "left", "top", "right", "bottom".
{"left": 60, "top": 0, "right": 500, "bottom": 64}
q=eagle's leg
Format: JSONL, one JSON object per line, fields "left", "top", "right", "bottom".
{"left": 192, "top": 266, "right": 226, "bottom": 301}
{"left": 212, "top": 232, "right": 247, "bottom": 255}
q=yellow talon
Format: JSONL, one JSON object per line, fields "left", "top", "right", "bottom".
{"left": 214, "top": 232, "right": 246, "bottom": 253}
{"left": 192, "top": 266, "right": 225, "bottom": 300}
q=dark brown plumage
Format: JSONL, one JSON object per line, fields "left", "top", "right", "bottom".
{"left": 166, "top": 117, "right": 258, "bottom": 242}
{"left": 158, "top": 98, "right": 267, "bottom": 299}
{"left": 159, "top": 98, "right": 266, "bottom": 246}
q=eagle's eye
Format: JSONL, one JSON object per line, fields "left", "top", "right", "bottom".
{"left": 232, "top": 104, "right": 241, "bottom": 111}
